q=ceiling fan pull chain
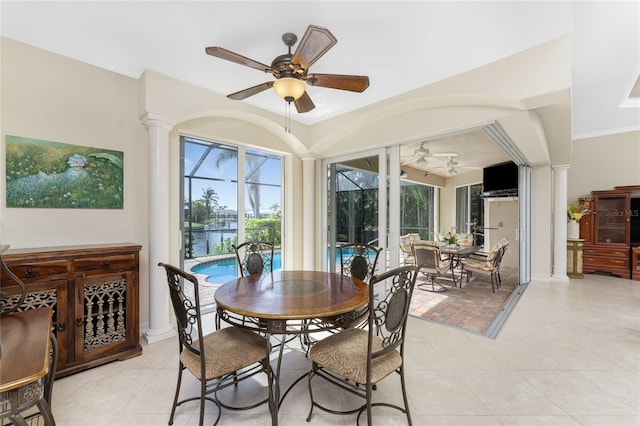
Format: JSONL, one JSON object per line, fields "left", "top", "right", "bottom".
{"left": 284, "top": 100, "right": 291, "bottom": 133}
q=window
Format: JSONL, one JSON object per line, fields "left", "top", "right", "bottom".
{"left": 181, "top": 136, "right": 283, "bottom": 262}
{"left": 455, "top": 183, "right": 484, "bottom": 245}
{"left": 401, "top": 183, "right": 435, "bottom": 240}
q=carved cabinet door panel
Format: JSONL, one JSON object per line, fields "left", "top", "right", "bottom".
{"left": 73, "top": 271, "right": 137, "bottom": 364}
{"left": 1, "top": 278, "right": 68, "bottom": 371}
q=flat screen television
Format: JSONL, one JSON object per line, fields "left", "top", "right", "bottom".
{"left": 483, "top": 161, "right": 518, "bottom": 196}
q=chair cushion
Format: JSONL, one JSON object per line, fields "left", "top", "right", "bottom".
{"left": 463, "top": 259, "right": 494, "bottom": 271}
{"left": 180, "top": 326, "right": 267, "bottom": 380}
{"left": 309, "top": 328, "right": 402, "bottom": 384}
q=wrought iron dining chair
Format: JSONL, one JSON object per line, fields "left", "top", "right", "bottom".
{"left": 339, "top": 242, "right": 383, "bottom": 283}
{"left": 306, "top": 265, "right": 419, "bottom": 425}
{"left": 335, "top": 242, "right": 383, "bottom": 330}
{"left": 158, "top": 262, "right": 272, "bottom": 426}
{"left": 233, "top": 241, "right": 274, "bottom": 276}
{"left": 411, "top": 243, "right": 451, "bottom": 292}
{"left": 461, "top": 238, "right": 509, "bottom": 293}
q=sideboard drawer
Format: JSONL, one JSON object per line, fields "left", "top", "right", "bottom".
{"left": 74, "top": 254, "right": 137, "bottom": 274}
{"left": 583, "top": 256, "right": 629, "bottom": 268}
{"left": 1, "top": 260, "right": 70, "bottom": 282}
{"left": 583, "top": 246, "right": 628, "bottom": 257}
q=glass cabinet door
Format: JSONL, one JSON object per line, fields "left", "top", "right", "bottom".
{"left": 595, "top": 194, "right": 629, "bottom": 244}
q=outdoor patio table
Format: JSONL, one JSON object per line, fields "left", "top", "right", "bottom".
{"left": 440, "top": 245, "right": 481, "bottom": 287}
{"left": 214, "top": 269, "right": 368, "bottom": 426}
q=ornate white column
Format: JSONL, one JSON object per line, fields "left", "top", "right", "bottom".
{"left": 551, "top": 164, "right": 569, "bottom": 282}
{"left": 142, "top": 114, "right": 176, "bottom": 343}
{"left": 300, "top": 155, "right": 317, "bottom": 269}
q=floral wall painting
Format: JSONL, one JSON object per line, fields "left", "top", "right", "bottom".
{"left": 5, "top": 135, "right": 124, "bottom": 209}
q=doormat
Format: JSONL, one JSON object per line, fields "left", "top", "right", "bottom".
{"left": 409, "top": 267, "right": 524, "bottom": 339}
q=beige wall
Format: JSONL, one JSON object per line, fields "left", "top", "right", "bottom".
{"left": 1, "top": 38, "right": 151, "bottom": 322}
{"left": 568, "top": 131, "right": 640, "bottom": 201}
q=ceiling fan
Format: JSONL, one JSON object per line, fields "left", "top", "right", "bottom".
{"left": 444, "top": 156, "right": 459, "bottom": 176}
{"left": 435, "top": 155, "right": 481, "bottom": 176}
{"left": 205, "top": 25, "right": 370, "bottom": 113}
{"left": 401, "top": 142, "right": 454, "bottom": 167}
{"left": 401, "top": 142, "right": 432, "bottom": 167}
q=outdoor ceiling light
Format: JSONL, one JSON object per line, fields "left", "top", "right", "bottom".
{"left": 416, "top": 157, "right": 428, "bottom": 167}
{"left": 400, "top": 170, "right": 408, "bottom": 179}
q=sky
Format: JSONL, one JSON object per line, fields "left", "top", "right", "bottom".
{"left": 183, "top": 138, "right": 282, "bottom": 216}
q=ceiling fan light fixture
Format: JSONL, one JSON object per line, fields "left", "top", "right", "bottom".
{"left": 446, "top": 167, "right": 458, "bottom": 177}
{"left": 416, "top": 157, "right": 428, "bottom": 167}
{"left": 273, "top": 77, "right": 305, "bottom": 101}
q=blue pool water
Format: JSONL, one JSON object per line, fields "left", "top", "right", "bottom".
{"left": 191, "top": 247, "right": 374, "bottom": 284}
{"left": 191, "top": 254, "right": 283, "bottom": 284}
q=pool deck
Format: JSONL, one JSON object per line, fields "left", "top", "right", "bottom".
{"left": 183, "top": 254, "right": 237, "bottom": 313}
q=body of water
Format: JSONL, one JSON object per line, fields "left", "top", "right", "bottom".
{"left": 186, "top": 224, "right": 237, "bottom": 257}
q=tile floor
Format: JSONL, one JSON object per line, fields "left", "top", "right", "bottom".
{"left": 50, "top": 273, "right": 639, "bottom": 425}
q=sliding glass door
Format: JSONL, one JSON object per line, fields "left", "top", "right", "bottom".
{"left": 322, "top": 147, "right": 401, "bottom": 274}
{"left": 322, "top": 150, "right": 387, "bottom": 272}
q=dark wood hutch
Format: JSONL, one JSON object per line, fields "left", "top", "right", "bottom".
{"left": 579, "top": 185, "right": 640, "bottom": 280}
{"left": 0, "top": 243, "right": 142, "bottom": 377}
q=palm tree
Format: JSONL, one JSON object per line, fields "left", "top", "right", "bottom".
{"left": 202, "top": 187, "right": 219, "bottom": 224}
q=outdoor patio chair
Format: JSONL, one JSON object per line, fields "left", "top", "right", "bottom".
{"left": 306, "top": 265, "right": 418, "bottom": 425}
{"left": 399, "top": 233, "right": 421, "bottom": 265}
{"left": 412, "top": 243, "right": 451, "bottom": 292}
{"left": 461, "top": 238, "right": 509, "bottom": 293}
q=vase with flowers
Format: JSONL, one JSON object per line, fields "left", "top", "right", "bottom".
{"left": 445, "top": 226, "right": 458, "bottom": 246}
{"left": 567, "top": 199, "right": 590, "bottom": 239}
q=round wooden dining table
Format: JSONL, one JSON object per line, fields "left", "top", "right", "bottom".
{"left": 214, "top": 269, "right": 369, "bottom": 425}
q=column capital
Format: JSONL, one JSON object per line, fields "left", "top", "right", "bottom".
{"left": 140, "top": 112, "right": 174, "bottom": 130}
{"left": 552, "top": 164, "right": 571, "bottom": 172}
{"left": 299, "top": 153, "right": 318, "bottom": 162}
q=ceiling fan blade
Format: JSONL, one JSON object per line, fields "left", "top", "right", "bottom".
{"left": 305, "top": 73, "right": 369, "bottom": 92}
{"left": 291, "top": 25, "right": 337, "bottom": 70}
{"left": 227, "top": 81, "right": 274, "bottom": 100}
{"left": 294, "top": 91, "right": 315, "bottom": 113}
{"left": 205, "top": 46, "right": 272, "bottom": 72}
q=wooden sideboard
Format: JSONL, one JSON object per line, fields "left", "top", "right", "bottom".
{"left": 0, "top": 243, "right": 142, "bottom": 378}
{"left": 579, "top": 186, "right": 639, "bottom": 279}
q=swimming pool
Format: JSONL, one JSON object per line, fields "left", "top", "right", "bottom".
{"left": 191, "top": 254, "right": 283, "bottom": 284}
{"left": 190, "top": 247, "right": 375, "bottom": 284}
